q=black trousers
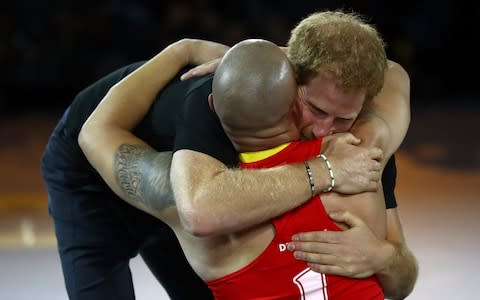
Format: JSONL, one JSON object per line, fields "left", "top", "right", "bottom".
{"left": 40, "top": 108, "right": 212, "bottom": 300}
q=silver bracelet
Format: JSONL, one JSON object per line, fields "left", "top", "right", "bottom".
{"left": 319, "top": 153, "right": 335, "bottom": 192}
{"left": 304, "top": 161, "right": 315, "bottom": 197}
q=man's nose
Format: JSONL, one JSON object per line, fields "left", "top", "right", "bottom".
{"left": 312, "top": 118, "right": 334, "bottom": 137}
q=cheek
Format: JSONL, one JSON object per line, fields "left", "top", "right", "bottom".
{"left": 335, "top": 121, "right": 355, "bottom": 133}
{"left": 299, "top": 108, "right": 315, "bottom": 125}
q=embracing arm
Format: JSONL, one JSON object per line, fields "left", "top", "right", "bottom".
{"left": 80, "top": 37, "right": 382, "bottom": 238}
{"left": 289, "top": 208, "right": 417, "bottom": 300}
{"left": 173, "top": 63, "right": 410, "bottom": 237}
{"left": 290, "top": 61, "right": 418, "bottom": 299}
{"left": 78, "top": 39, "right": 229, "bottom": 219}
{"left": 377, "top": 209, "right": 418, "bottom": 299}
{"left": 353, "top": 60, "right": 410, "bottom": 158}
{"left": 353, "top": 61, "right": 418, "bottom": 298}
{"left": 171, "top": 134, "right": 383, "bottom": 236}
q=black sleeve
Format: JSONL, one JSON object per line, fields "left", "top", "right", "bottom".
{"left": 173, "top": 78, "right": 238, "bottom": 167}
{"left": 65, "top": 61, "right": 146, "bottom": 136}
{"left": 382, "top": 155, "right": 398, "bottom": 209}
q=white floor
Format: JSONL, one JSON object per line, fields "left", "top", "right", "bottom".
{"left": 0, "top": 248, "right": 170, "bottom": 300}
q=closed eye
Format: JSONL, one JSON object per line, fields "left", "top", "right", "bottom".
{"left": 307, "top": 103, "right": 328, "bottom": 117}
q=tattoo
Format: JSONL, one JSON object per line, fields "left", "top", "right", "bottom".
{"left": 115, "top": 144, "right": 175, "bottom": 212}
{"left": 357, "top": 109, "right": 389, "bottom": 128}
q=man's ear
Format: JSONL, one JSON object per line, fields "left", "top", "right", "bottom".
{"left": 208, "top": 93, "right": 215, "bottom": 112}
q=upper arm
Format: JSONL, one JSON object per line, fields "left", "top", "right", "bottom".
{"left": 350, "top": 62, "right": 410, "bottom": 210}
{"left": 356, "top": 61, "right": 411, "bottom": 159}
{"left": 385, "top": 208, "right": 407, "bottom": 243}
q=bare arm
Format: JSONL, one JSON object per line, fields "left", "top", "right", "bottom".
{"left": 170, "top": 62, "right": 410, "bottom": 237}
{"left": 352, "top": 60, "right": 411, "bottom": 159}
{"left": 353, "top": 61, "right": 418, "bottom": 299}
{"left": 80, "top": 36, "right": 382, "bottom": 239}
{"left": 290, "top": 209, "right": 417, "bottom": 300}
{"left": 172, "top": 134, "right": 383, "bottom": 236}
{"left": 377, "top": 209, "right": 418, "bottom": 299}
{"left": 78, "top": 39, "right": 229, "bottom": 220}
{"left": 290, "top": 61, "right": 418, "bottom": 299}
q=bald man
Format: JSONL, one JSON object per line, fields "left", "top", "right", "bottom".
{"left": 80, "top": 39, "right": 388, "bottom": 299}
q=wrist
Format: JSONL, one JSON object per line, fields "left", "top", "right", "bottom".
{"left": 318, "top": 153, "right": 335, "bottom": 192}
{"left": 171, "top": 38, "right": 194, "bottom": 67}
{"left": 307, "top": 158, "right": 331, "bottom": 195}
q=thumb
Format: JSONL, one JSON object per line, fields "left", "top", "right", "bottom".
{"left": 347, "top": 134, "right": 361, "bottom": 145}
{"left": 329, "top": 210, "right": 363, "bottom": 228}
{"left": 180, "top": 69, "right": 197, "bottom": 81}
{"left": 337, "top": 132, "right": 361, "bottom": 145}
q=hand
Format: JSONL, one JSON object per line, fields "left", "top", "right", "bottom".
{"left": 184, "top": 39, "right": 229, "bottom": 65}
{"left": 178, "top": 38, "right": 228, "bottom": 80}
{"left": 287, "top": 210, "right": 393, "bottom": 278}
{"left": 320, "top": 133, "right": 383, "bottom": 194}
{"left": 180, "top": 58, "right": 222, "bottom": 80}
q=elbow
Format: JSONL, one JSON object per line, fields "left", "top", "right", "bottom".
{"left": 384, "top": 287, "right": 414, "bottom": 300}
{"left": 384, "top": 288, "right": 408, "bottom": 300}
{"left": 77, "top": 123, "right": 91, "bottom": 153}
{"left": 176, "top": 196, "right": 224, "bottom": 237}
{"left": 178, "top": 209, "right": 217, "bottom": 237}
{"left": 78, "top": 120, "right": 99, "bottom": 157}
{"left": 381, "top": 278, "right": 415, "bottom": 300}
{"left": 382, "top": 255, "right": 419, "bottom": 300}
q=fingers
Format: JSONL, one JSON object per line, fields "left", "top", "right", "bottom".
{"left": 319, "top": 136, "right": 383, "bottom": 194}
{"left": 287, "top": 240, "right": 339, "bottom": 264}
{"left": 180, "top": 67, "right": 202, "bottom": 81}
{"left": 180, "top": 59, "right": 220, "bottom": 80}
{"left": 332, "top": 132, "right": 360, "bottom": 145}
{"left": 328, "top": 211, "right": 364, "bottom": 229}
{"left": 307, "top": 263, "right": 346, "bottom": 276}
{"left": 291, "top": 230, "right": 342, "bottom": 244}
{"left": 369, "top": 147, "right": 384, "bottom": 162}
{"left": 365, "top": 181, "right": 379, "bottom": 192}
{"left": 287, "top": 239, "right": 361, "bottom": 277}
{"left": 292, "top": 248, "right": 338, "bottom": 264}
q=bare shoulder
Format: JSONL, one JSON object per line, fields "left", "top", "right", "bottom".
{"left": 386, "top": 60, "right": 410, "bottom": 83}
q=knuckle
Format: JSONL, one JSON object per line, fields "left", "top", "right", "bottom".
{"left": 309, "top": 263, "right": 322, "bottom": 273}
{"left": 345, "top": 266, "right": 356, "bottom": 277}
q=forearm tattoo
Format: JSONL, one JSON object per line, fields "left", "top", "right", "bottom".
{"left": 358, "top": 106, "right": 388, "bottom": 125}
{"left": 115, "top": 144, "right": 175, "bottom": 212}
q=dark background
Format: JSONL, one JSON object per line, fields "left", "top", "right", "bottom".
{"left": 0, "top": 4, "right": 478, "bottom": 300}
{"left": 1, "top": 0, "right": 479, "bottom": 116}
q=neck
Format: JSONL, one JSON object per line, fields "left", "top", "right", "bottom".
{"left": 230, "top": 133, "right": 296, "bottom": 153}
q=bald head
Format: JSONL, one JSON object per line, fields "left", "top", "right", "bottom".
{"left": 212, "top": 39, "right": 297, "bottom": 137}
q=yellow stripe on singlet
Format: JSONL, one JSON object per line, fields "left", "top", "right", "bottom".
{"left": 238, "top": 142, "right": 291, "bottom": 163}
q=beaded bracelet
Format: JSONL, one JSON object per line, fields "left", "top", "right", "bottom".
{"left": 319, "top": 153, "right": 335, "bottom": 192}
{"left": 304, "top": 161, "right": 315, "bottom": 197}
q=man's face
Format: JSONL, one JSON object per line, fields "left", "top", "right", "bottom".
{"left": 294, "top": 73, "right": 366, "bottom": 139}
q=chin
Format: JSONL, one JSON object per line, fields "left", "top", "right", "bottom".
{"left": 299, "top": 130, "right": 314, "bottom": 140}
{"left": 300, "top": 134, "right": 312, "bottom": 141}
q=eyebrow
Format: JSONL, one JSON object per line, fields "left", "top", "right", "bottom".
{"left": 306, "top": 99, "right": 357, "bottom": 120}
{"left": 305, "top": 99, "right": 325, "bottom": 114}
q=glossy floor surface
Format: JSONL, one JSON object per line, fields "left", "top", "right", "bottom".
{"left": 1, "top": 106, "right": 479, "bottom": 299}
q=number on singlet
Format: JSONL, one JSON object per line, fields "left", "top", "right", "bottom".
{"left": 293, "top": 268, "right": 328, "bottom": 300}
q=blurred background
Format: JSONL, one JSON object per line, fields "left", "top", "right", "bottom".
{"left": 0, "top": 1, "right": 479, "bottom": 299}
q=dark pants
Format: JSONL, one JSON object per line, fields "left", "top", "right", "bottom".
{"left": 41, "top": 109, "right": 212, "bottom": 300}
